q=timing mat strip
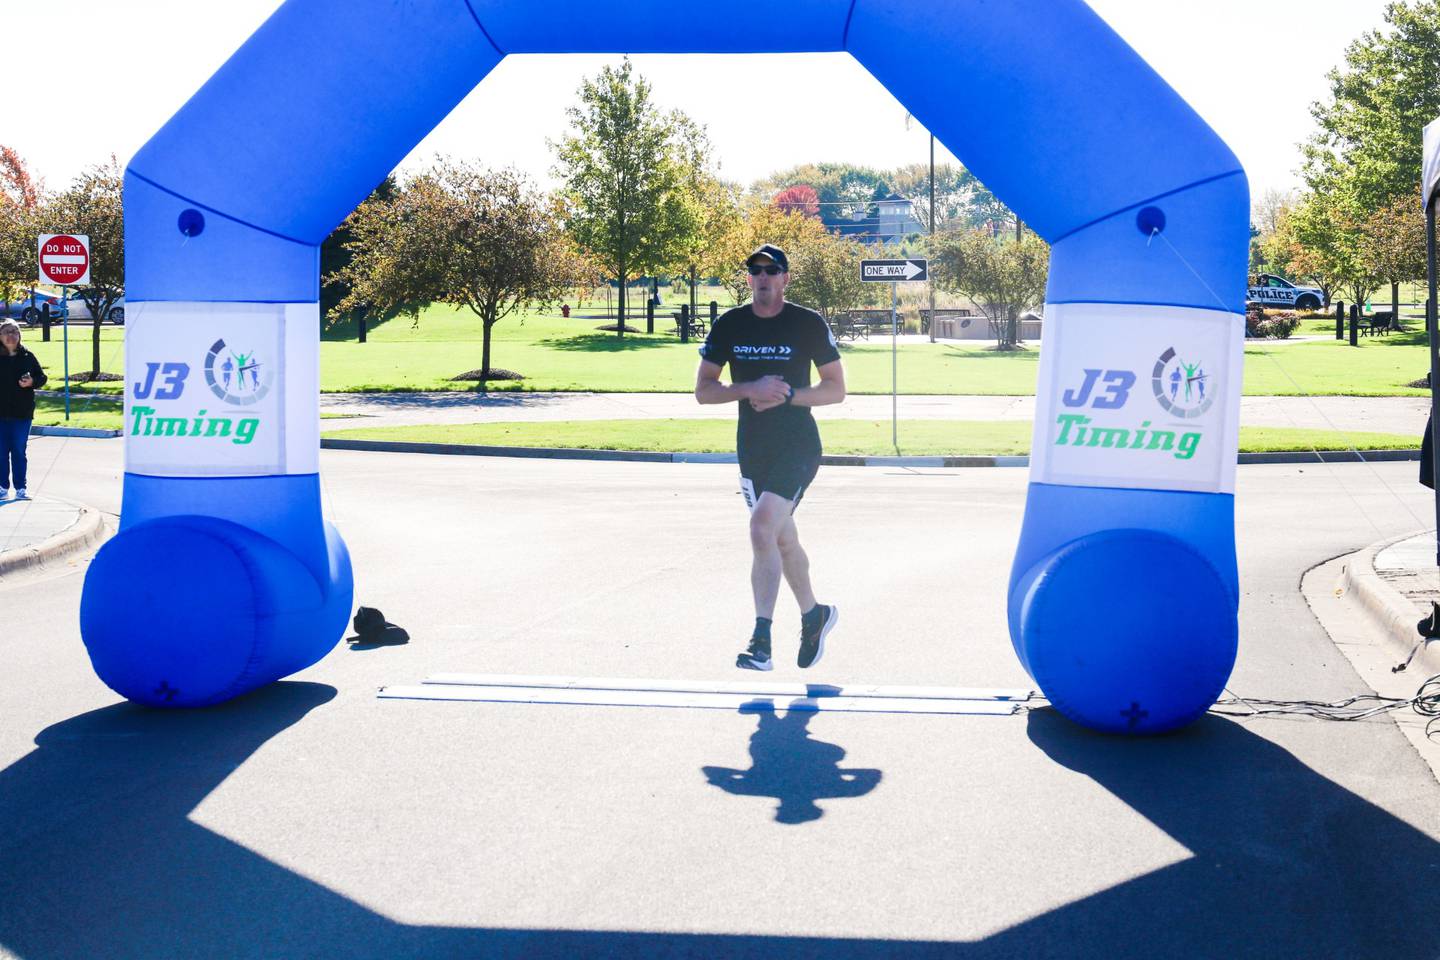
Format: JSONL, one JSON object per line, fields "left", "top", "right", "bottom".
{"left": 377, "top": 684, "right": 1017, "bottom": 715}
{"left": 421, "top": 673, "right": 1034, "bottom": 702}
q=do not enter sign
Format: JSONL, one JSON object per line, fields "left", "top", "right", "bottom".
{"left": 38, "top": 234, "right": 91, "bottom": 286}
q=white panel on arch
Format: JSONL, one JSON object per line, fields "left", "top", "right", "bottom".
{"left": 1030, "top": 302, "right": 1244, "bottom": 495}
{"left": 124, "top": 301, "right": 319, "bottom": 477}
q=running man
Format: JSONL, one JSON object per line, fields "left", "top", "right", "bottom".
{"left": 695, "top": 244, "right": 846, "bottom": 670}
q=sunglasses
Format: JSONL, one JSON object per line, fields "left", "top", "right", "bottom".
{"left": 747, "top": 264, "right": 784, "bottom": 276}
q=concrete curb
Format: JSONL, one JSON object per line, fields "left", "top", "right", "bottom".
{"left": 30, "top": 425, "right": 121, "bottom": 438}
{"left": 321, "top": 437, "right": 1422, "bottom": 468}
{"left": 1237, "top": 449, "right": 1420, "bottom": 464}
{"left": 320, "top": 437, "right": 1034, "bottom": 467}
{"left": 23, "top": 431, "right": 1426, "bottom": 467}
{"left": 1339, "top": 529, "right": 1440, "bottom": 676}
{"left": 0, "top": 498, "right": 110, "bottom": 579}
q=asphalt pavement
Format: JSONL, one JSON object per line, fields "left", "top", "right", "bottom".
{"left": 2, "top": 438, "right": 1439, "bottom": 959}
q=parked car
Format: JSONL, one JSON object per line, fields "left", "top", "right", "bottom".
{"left": 0, "top": 291, "right": 126, "bottom": 325}
{"left": 0, "top": 290, "right": 66, "bottom": 325}
{"left": 64, "top": 294, "right": 126, "bottom": 324}
{"left": 1247, "top": 274, "right": 1326, "bottom": 311}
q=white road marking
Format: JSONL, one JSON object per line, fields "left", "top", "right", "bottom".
{"left": 422, "top": 673, "right": 1033, "bottom": 701}
{"left": 378, "top": 684, "right": 1018, "bottom": 715}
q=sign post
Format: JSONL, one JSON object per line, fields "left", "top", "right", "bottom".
{"left": 861, "top": 258, "right": 928, "bottom": 453}
{"left": 62, "top": 288, "right": 69, "bottom": 420}
{"left": 38, "top": 235, "right": 89, "bottom": 420}
{"left": 1423, "top": 116, "right": 1440, "bottom": 566}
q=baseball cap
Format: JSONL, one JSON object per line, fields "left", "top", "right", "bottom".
{"left": 745, "top": 244, "right": 789, "bottom": 272}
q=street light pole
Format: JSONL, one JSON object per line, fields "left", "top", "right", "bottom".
{"left": 928, "top": 134, "right": 936, "bottom": 344}
{"left": 892, "top": 279, "right": 899, "bottom": 454}
{"left": 1427, "top": 192, "right": 1439, "bottom": 565}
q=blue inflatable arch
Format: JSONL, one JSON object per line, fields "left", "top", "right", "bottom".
{"left": 81, "top": 0, "right": 1248, "bottom": 733}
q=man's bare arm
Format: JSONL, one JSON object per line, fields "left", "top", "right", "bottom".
{"left": 789, "top": 359, "right": 846, "bottom": 408}
{"left": 696, "top": 361, "right": 789, "bottom": 406}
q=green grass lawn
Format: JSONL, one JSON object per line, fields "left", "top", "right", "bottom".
{"left": 17, "top": 301, "right": 1436, "bottom": 397}
{"left": 32, "top": 394, "right": 351, "bottom": 430}
{"left": 31, "top": 384, "right": 1424, "bottom": 454}
{"left": 322, "top": 418, "right": 1421, "bottom": 456}
{"left": 31, "top": 393, "right": 125, "bottom": 430}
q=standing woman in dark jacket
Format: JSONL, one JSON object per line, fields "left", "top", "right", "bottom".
{"left": 0, "top": 319, "right": 47, "bottom": 500}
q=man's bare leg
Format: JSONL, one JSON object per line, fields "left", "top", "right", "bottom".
{"left": 749, "top": 492, "right": 793, "bottom": 619}
{"left": 777, "top": 514, "right": 817, "bottom": 612}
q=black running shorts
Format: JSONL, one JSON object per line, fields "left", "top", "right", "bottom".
{"left": 739, "top": 447, "right": 821, "bottom": 513}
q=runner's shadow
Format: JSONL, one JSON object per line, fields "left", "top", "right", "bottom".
{"left": 701, "top": 701, "right": 882, "bottom": 823}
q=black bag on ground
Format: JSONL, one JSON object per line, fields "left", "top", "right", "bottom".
{"left": 350, "top": 606, "right": 410, "bottom": 645}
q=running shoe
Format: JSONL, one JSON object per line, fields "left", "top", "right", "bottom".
{"left": 798, "top": 604, "right": 838, "bottom": 669}
{"left": 13, "top": 489, "right": 26, "bottom": 501}
{"left": 736, "top": 635, "right": 772, "bottom": 671}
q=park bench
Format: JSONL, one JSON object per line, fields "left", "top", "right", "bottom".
{"left": 670, "top": 311, "right": 708, "bottom": 338}
{"left": 1363, "top": 311, "right": 1397, "bottom": 336}
{"left": 833, "top": 308, "right": 895, "bottom": 341}
{"left": 831, "top": 313, "right": 871, "bottom": 341}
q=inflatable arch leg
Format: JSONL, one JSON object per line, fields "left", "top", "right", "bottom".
{"left": 82, "top": 0, "right": 1246, "bottom": 731}
{"left": 80, "top": 0, "right": 502, "bottom": 707}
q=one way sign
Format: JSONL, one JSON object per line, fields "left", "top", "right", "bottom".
{"left": 860, "top": 258, "right": 927, "bottom": 282}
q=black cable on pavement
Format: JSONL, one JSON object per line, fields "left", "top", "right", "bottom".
{"left": 1211, "top": 674, "right": 1440, "bottom": 741}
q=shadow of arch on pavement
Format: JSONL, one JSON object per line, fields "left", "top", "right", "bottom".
{"left": 1, "top": 692, "right": 1436, "bottom": 958}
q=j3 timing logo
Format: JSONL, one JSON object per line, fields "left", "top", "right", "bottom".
{"left": 203, "top": 338, "right": 272, "bottom": 405}
{"left": 1054, "top": 346, "right": 1214, "bottom": 462}
{"left": 129, "top": 337, "right": 266, "bottom": 446}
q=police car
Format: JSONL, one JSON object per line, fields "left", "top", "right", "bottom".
{"left": 1248, "top": 274, "right": 1326, "bottom": 311}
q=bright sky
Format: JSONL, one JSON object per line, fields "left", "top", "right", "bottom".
{"left": 2, "top": 0, "right": 1395, "bottom": 206}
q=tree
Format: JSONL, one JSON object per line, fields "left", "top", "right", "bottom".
{"left": 320, "top": 175, "right": 397, "bottom": 328}
{"left": 338, "top": 161, "right": 578, "bottom": 381}
{"left": 0, "top": 199, "right": 34, "bottom": 306}
{"left": 1253, "top": 188, "right": 1297, "bottom": 237}
{"left": 929, "top": 227, "right": 1050, "bottom": 349}
{"left": 753, "top": 162, "right": 888, "bottom": 225}
{"left": 1268, "top": 202, "right": 1334, "bottom": 301}
{"left": 714, "top": 201, "right": 830, "bottom": 307}
{"left": 1286, "top": 188, "right": 1379, "bottom": 309}
{"left": 0, "top": 146, "right": 42, "bottom": 304}
{"left": 889, "top": 162, "right": 1010, "bottom": 232}
{"left": 36, "top": 157, "right": 124, "bottom": 379}
{"left": 784, "top": 230, "right": 870, "bottom": 321}
{"left": 1250, "top": 188, "right": 1298, "bottom": 274}
{"left": 551, "top": 59, "right": 691, "bottom": 337}
{"left": 1303, "top": 1, "right": 1440, "bottom": 211}
{"left": 772, "top": 185, "right": 820, "bottom": 219}
{"left": 664, "top": 117, "right": 737, "bottom": 323}
{"left": 0, "top": 146, "right": 41, "bottom": 212}
{"left": 757, "top": 161, "right": 1016, "bottom": 235}
{"left": 1359, "top": 189, "right": 1428, "bottom": 319}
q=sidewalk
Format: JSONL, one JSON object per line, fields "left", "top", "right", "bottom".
{"left": 0, "top": 495, "right": 109, "bottom": 578}
{"left": 319, "top": 391, "right": 1433, "bottom": 435}
{"left": 1340, "top": 529, "right": 1440, "bottom": 675}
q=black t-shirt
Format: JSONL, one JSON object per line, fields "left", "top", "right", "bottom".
{"left": 699, "top": 302, "right": 841, "bottom": 453}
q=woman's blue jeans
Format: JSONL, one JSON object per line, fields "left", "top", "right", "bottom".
{"left": 0, "top": 418, "right": 31, "bottom": 491}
